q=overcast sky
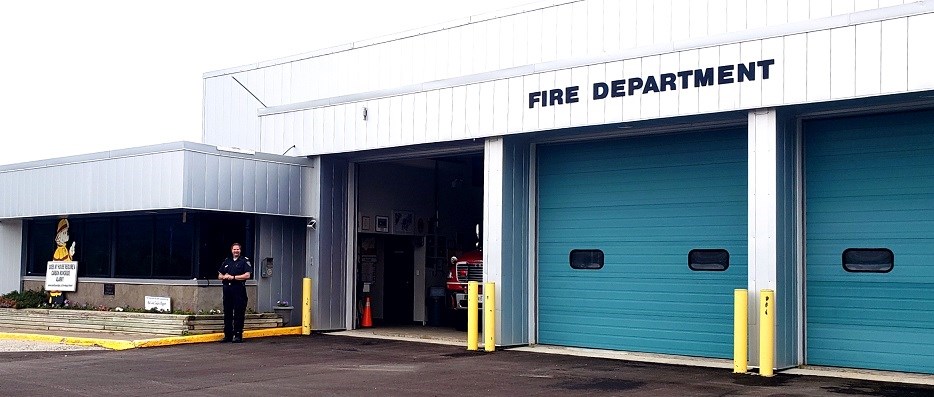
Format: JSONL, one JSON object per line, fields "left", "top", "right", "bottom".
{"left": 0, "top": 0, "right": 537, "bottom": 165}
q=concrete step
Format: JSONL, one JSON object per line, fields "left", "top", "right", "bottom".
{"left": 0, "top": 308, "right": 283, "bottom": 336}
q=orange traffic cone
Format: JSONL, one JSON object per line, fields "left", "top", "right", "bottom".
{"left": 361, "top": 296, "right": 373, "bottom": 328}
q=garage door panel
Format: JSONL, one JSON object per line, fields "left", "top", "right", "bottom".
{"left": 538, "top": 128, "right": 747, "bottom": 358}
{"left": 805, "top": 109, "right": 934, "bottom": 374}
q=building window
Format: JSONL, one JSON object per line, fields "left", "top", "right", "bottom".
{"left": 569, "top": 249, "right": 604, "bottom": 270}
{"left": 688, "top": 249, "right": 730, "bottom": 271}
{"left": 24, "top": 212, "right": 250, "bottom": 280}
{"left": 842, "top": 248, "right": 893, "bottom": 273}
{"left": 75, "top": 219, "right": 112, "bottom": 277}
{"left": 25, "top": 220, "right": 57, "bottom": 276}
{"left": 154, "top": 216, "right": 194, "bottom": 278}
{"left": 114, "top": 216, "right": 155, "bottom": 277}
{"left": 197, "top": 212, "right": 254, "bottom": 279}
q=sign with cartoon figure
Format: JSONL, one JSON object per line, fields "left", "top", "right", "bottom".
{"left": 46, "top": 218, "right": 78, "bottom": 297}
{"left": 52, "top": 218, "right": 75, "bottom": 261}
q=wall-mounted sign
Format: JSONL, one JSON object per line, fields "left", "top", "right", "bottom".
{"left": 528, "top": 59, "right": 775, "bottom": 108}
{"left": 103, "top": 283, "right": 115, "bottom": 296}
{"left": 45, "top": 261, "right": 78, "bottom": 292}
{"left": 144, "top": 296, "right": 172, "bottom": 312}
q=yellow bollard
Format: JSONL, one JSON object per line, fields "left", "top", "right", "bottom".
{"left": 467, "top": 281, "right": 479, "bottom": 351}
{"left": 759, "top": 289, "right": 775, "bottom": 377}
{"left": 734, "top": 289, "right": 748, "bottom": 373}
{"left": 484, "top": 282, "right": 495, "bottom": 352}
{"left": 302, "top": 277, "right": 312, "bottom": 335}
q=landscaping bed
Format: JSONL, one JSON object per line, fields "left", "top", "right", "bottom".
{"left": 0, "top": 308, "right": 283, "bottom": 336}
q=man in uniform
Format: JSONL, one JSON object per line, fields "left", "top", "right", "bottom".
{"left": 218, "top": 243, "right": 253, "bottom": 343}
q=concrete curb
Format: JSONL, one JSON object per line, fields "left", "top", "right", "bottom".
{"left": 0, "top": 332, "right": 137, "bottom": 350}
{"left": 0, "top": 326, "right": 304, "bottom": 351}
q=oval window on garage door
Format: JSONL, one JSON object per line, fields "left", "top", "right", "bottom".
{"left": 688, "top": 249, "right": 730, "bottom": 271}
{"left": 569, "top": 249, "right": 604, "bottom": 270}
{"left": 842, "top": 248, "right": 893, "bottom": 273}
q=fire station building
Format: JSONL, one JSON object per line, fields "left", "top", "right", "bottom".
{"left": 1, "top": 0, "right": 932, "bottom": 375}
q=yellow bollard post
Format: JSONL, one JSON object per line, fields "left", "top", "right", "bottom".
{"left": 734, "top": 289, "right": 748, "bottom": 373}
{"left": 302, "top": 277, "right": 312, "bottom": 335}
{"left": 484, "top": 282, "right": 495, "bottom": 352}
{"left": 467, "top": 281, "right": 479, "bottom": 351}
{"left": 759, "top": 289, "right": 775, "bottom": 377}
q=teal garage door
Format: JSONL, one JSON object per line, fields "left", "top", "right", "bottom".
{"left": 805, "top": 110, "right": 934, "bottom": 374}
{"left": 537, "top": 128, "right": 747, "bottom": 358}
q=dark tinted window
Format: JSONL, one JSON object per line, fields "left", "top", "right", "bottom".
{"left": 75, "top": 219, "right": 112, "bottom": 277}
{"left": 26, "top": 212, "right": 249, "bottom": 279}
{"left": 570, "top": 249, "right": 604, "bottom": 270}
{"left": 115, "top": 217, "right": 153, "bottom": 277}
{"left": 688, "top": 249, "right": 730, "bottom": 271}
{"left": 842, "top": 248, "right": 893, "bottom": 273}
{"left": 154, "top": 216, "right": 194, "bottom": 278}
{"left": 198, "top": 213, "right": 254, "bottom": 279}
{"left": 25, "top": 220, "right": 57, "bottom": 276}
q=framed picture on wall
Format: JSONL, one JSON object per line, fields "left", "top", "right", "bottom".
{"left": 392, "top": 210, "right": 414, "bottom": 235}
{"left": 360, "top": 216, "right": 371, "bottom": 231}
{"left": 375, "top": 216, "right": 389, "bottom": 232}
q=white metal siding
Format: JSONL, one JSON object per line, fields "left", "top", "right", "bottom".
{"left": 241, "top": 9, "right": 929, "bottom": 157}
{"left": 203, "top": 1, "right": 919, "bottom": 150}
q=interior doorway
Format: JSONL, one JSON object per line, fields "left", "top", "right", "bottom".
{"left": 382, "top": 235, "right": 414, "bottom": 325}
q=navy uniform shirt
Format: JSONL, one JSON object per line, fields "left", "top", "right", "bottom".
{"left": 219, "top": 256, "right": 253, "bottom": 288}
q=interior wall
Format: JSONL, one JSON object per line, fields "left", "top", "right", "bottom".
{"left": 436, "top": 159, "right": 485, "bottom": 253}
{"left": 356, "top": 161, "right": 434, "bottom": 235}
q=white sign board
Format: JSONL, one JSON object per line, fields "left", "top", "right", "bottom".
{"left": 45, "top": 261, "right": 78, "bottom": 291}
{"left": 144, "top": 296, "right": 172, "bottom": 312}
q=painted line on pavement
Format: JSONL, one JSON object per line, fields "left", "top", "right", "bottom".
{"left": 0, "top": 326, "right": 303, "bottom": 350}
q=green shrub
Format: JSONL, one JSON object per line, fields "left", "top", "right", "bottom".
{"left": 1, "top": 290, "right": 49, "bottom": 309}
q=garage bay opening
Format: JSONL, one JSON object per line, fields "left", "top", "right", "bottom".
{"left": 353, "top": 152, "right": 484, "bottom": 341}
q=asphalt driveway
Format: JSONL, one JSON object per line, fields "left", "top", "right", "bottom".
{"left": 0, "top": 334, "right": 930, "bottom": 396}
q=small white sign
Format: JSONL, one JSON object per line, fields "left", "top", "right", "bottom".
{"left": 45, "top": 261, "right": 78, "bottom": 292}
{"left": 145, "top": 296, "right": 172, "bottom": 312}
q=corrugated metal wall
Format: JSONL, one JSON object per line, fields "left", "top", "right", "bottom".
{"left": 0, "top": 150, "right": 185, "bottom": 218}
{"left": 497, "top": 136, "right": 533, "bottom": 345}
{"left": 202, "top": 76, "right": 263, "bottom": 151}
{"left": 205, "top": 0, "right": 913, "bottom": 108}
{"left": 203, "top": 1, "right": 929, "bottom": 156}
{"left": 774, "top": 112, "right": 799, "bottom": 369}
{"left": 311, "top": 156, "right": 350, "bottom": 330}
{"left": 0, "top": 220, "right": 23, "bottom": 294}
{"left": 0, "top": 142, "right": 314, "bottom": 219}
{"left": 183, "top": 150, "right": 311, "bottom": 216}
{"left": 255, "top": 215, "right": 307, "bottom": 313}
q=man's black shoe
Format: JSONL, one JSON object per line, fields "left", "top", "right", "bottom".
{"left": 232, "top": 335, "right": 243, "bottom": 343}
{"left": 220, "top": 336, "right": 232, "bottom": 343}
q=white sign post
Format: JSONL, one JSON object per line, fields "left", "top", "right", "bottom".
{"left": 144, "top": 296, "right": 172, "bottom": 312}
{"left": 44, "top": 261, "right": 78, "bottom": 292}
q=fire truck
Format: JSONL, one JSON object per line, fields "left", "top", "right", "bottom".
{"left": 445, "top": 249, "right": 483, "bottom": 330}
